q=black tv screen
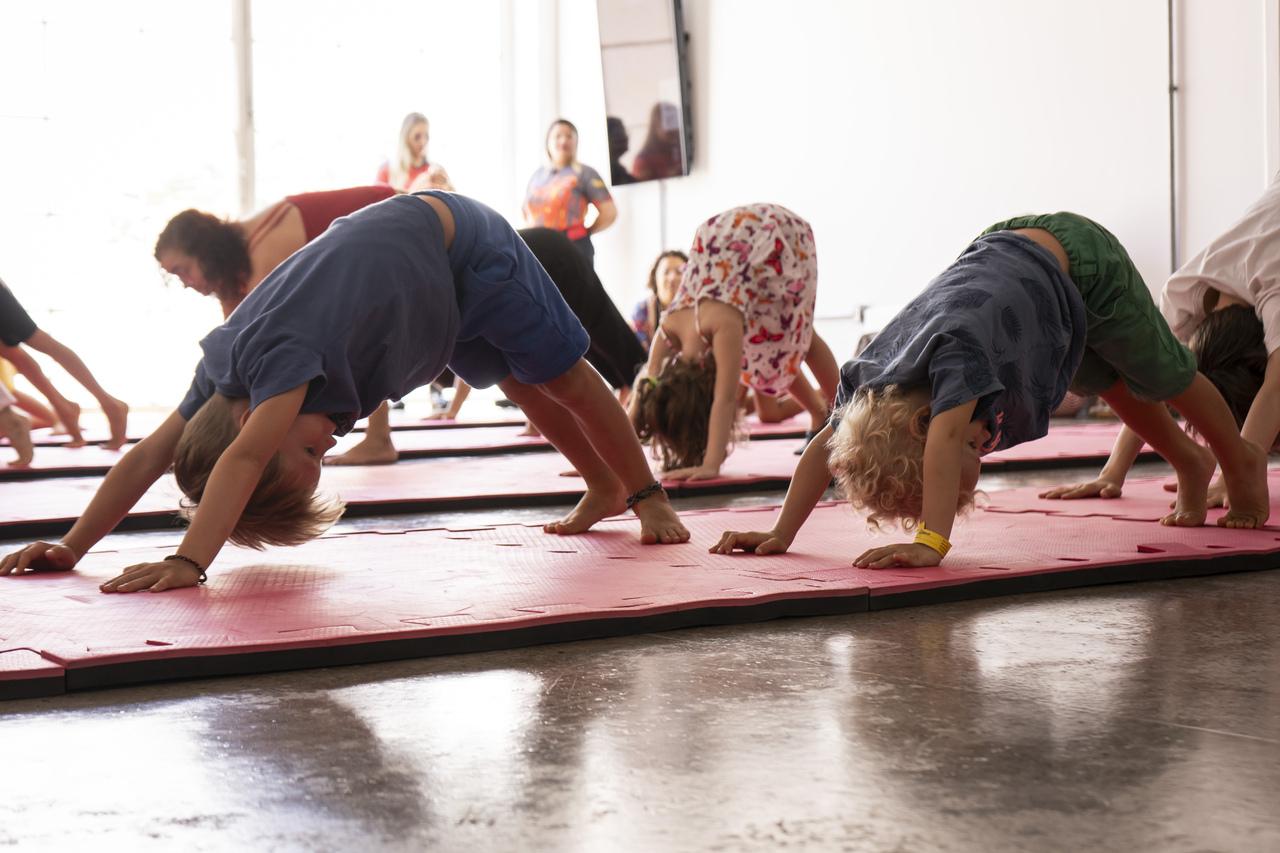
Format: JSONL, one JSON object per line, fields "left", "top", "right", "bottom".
{"left": 596, "top": 0, "right": 693, "bottom": 184}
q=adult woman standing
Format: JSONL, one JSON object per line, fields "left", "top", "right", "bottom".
{"left": 375, "top": 112, "right": 453, "bottom": 193}
{"left": 155, "top": 185, "right": 396, "bottom": 318}
{"left": 524, "top": 119, "right": 617, "bottom": 266}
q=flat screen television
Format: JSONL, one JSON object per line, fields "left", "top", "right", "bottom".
{"left": 596, "top": 0, "right": 693, "bottom": 184}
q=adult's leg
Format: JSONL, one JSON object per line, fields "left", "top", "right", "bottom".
{"left": 326, "top": 401, "right": 399, "bottom": 466}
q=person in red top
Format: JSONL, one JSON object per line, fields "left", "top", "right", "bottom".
{"left": 375, "top": 112, "right": 453, "bottom": 193}
{"left": 155, "top": 185, "right": 397, "bottom": 318}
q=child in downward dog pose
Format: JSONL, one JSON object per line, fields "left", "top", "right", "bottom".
{"left": 0, "top": 192, "right": 689, "bottom": 593}
{"left": 1045, "top": 175, "right": 1280, "bottom": 507}
{"left": 713, "top": 212, "right": 1269, "bottom": 568}
{"left": 630, "top": 203, "right": 841, "bottom": 479}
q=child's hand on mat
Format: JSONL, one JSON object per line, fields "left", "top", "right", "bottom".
{"left": 1039, "top": 478, "right": 1123, "bottom": 500}
{"left": 99, "top": 559, "right": 202, "bottom": 594}
{"left": 663, "top": 464, "right": 722, "bottom": 482}
{"left": 710, "top": 530, "right": 791, "bottom": 556}
{"left": 0, "top": 541, "right": 79, "bottom": 575}
{"left": 853, "top": 542, "right": 943, "bottom": 569}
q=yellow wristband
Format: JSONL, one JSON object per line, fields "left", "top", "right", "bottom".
{"left": 913, "top": 525, "right": 952, "bottom": 558}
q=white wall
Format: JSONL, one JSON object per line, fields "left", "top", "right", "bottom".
{"left": 559, "top": 0, "right": 1175, "bottom": 355}
{"left": 1176, "top": 0, "right": 1276, "bottom": 263}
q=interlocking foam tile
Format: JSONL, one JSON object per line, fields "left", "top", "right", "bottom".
{"left": 6, "top": 477, "right": 1280, "bottom": 698}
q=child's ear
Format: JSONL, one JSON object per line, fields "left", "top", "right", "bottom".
{"left": 907, "top": 405, "right": 931, "bottom": 441}
{"left": 236, "top": 405, "right": 252, "bottom": 430}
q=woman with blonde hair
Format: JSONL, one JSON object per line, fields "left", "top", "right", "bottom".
{"left": 376, "top": 112, "right": 452, "bottom": 193}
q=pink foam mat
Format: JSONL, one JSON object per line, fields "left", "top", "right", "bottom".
{"left": 0, "top": 440, "right": 802, "bottom": 537}
{"left": 5, "top": 473, "right": 1280, "bottom": 698}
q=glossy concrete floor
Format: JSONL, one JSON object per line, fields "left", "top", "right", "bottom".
{"left": 3, "top": 462, "right": 1280, "bottom": 852}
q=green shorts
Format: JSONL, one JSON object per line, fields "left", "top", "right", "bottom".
{"left": 982, "top": 212, "right": 1196, "bottom": 402}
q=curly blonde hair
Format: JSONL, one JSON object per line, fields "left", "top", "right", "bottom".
{"left": 826, "top": 385, "right": 976, "bottom": 531}
{"left": 173, "top": 394, "right": 345, "bottom": 549}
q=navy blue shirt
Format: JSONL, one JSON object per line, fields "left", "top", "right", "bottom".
{"left": 833, "top": 232, "right": 1086, "bottom": 451}
{"left": 179, "top": 195, "right": 458, "bottom": 435}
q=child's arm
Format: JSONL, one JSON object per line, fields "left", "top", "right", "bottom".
{"left": 98, "top": 384, "right": 309, "bottom": 593}
{"left": 0, "top": 408, "right": 189, "bottom": 575}
{"left": 664, "top": 319, "right": 744, "bottom": 480}
{"left": 1039, "top": 424, "right": 1145, "bottom": 500}
{"left": 425, "top": 376, "right": 472, "bottom": 421}
{"left": 854, "top": 400, "right": 978, "bottom": 568}
{"left": 627, "top": 327, "right": 674, "bottom": 422}
{"left": 711, "top": 421, "right": 834, "bottom": 555}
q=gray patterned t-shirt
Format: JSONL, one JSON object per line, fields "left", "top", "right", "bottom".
{"left": 833, "top": 232, "right": 1086, "bottom": 452}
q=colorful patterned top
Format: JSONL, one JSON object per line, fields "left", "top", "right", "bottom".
{"left": 665, "top": 204, "right": 817, "bottom": 396}
{"left": 524, "top": 164, "right": 612, "bottom": 236}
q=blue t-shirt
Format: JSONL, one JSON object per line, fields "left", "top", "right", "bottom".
{"left": 833, "top": 232, "right": 1087, "bottom": 451}
{"left": 179, "top": 195, "right": 458, "bottom": 435}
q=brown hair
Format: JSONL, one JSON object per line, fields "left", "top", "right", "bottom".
{"left": 155, "top": 210, "right": 252, "bottom": 305}
{"left": 172, "top": 395, "right": 345, "bottom": 549}
{"left": 631, "top": 354, "right": 728, "bottom": 470}
{"left": 827, "top": 385, "right": 976, "bottom": 531}
{"left": 1189, "top": 304, "right": 1266, "bottom": 429}
{"left": 645, "top": 250, "right": 688, "bottom": 335}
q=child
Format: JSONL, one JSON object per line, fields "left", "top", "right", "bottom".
{"left": 0, "top": 192, "right": 689, "bottom": 593}
{"left": 630, "top": 204, "right": 841, "bottom": 479}
{"left": 712, "top": 212, "right": 1269, "bottom": 568}
{"left": 0, "top": 278, "right": 129, "bottom": 449}
{"left": 632, "top": 250, "right": 688, "bottom": 348}
{"left": 331, "top": 226, "right": 649, "bottom": 464}
{"left": 0, "top": 381, "right": 33, "bottom": 468}
{"left": 1045, "top": 176, "right": 1280, "bottom": 507}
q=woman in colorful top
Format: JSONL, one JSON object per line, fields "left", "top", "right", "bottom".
{"left": 375, "top": 112, "right": 453, "bottom": 193}
{"left": 524, "top": 119, "right": 617, "bottom": 266}
{"left": 630, "top": 203, "right": 840, "bottom": 479}
{"left": 155, "top": 185, "right": 397, "bottom": 318}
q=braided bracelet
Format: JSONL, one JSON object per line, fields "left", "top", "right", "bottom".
{"left": 625, "top": 481, "right": 666, "bottom": 509}
{"left": 165, "top": 553, "right": 208, "bottom": 584}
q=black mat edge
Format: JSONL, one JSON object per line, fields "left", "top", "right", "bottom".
{"left": 0, "top": 674, "right": 66, "bottom": 700}
{"left": 870, "top": 551, "right": 1280, "bottom": 610}
{"left": 57, "top": 592, "right": 870, "bottom": 693}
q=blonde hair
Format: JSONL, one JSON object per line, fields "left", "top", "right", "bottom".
{"left": 173, "top": 394, "right": 345, "bottom": 549}
{"left": 827, "top": 385, "right": 975, "bottom": 531}
{"left": 390, "top": 112, "right": 429, "bottom": 190}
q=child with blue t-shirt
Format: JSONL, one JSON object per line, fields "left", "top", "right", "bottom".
{"left": 712, "top": 213, "right": 1269, "bottom": 568}
{"left": 0, "top": 192, "right": 690, "bottom": 593}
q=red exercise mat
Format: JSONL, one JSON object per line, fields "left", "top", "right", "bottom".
{"left": 4, "top": 473, "right": 1280, "bottom": 698}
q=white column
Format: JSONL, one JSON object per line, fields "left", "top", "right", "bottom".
{"left": 232, "top": 0, "right": 255, "bottom": 215}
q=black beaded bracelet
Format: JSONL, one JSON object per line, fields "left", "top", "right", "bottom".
{"left": 625, "top": 481, "right": 665, "bottom": 510}
{"left": 165, "top": 554, "right": 207, "bottom": 584}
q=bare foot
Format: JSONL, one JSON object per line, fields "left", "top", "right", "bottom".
{"left": 100, "top": 397, "right": 130, "bottom": 451}
{"left": 1218, "top": 439, "right": 1270, "bottom": 529}
{"left": 544, "top": 486, "right": 626, "bottom": 535}
{"left": 54, "top": 400, "right": 85, "bottom": 447}
{"left": 325, "top": 437, "right": 399, "bottom": 466}
{"left": 632, "top": 490, "right": 691, "bottom": 545}
{"left": 518, "top": 422, "right": 542, "bottom": 438}
{"left": 0, "top": 408, "right": 33, "bottom": 467}
{"left": 1162, "top": 443, "right": 1214, "bottom": 527}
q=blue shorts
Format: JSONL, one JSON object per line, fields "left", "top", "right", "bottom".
{"left": 417, "top": 191, "right": 590, "bottom": 388}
